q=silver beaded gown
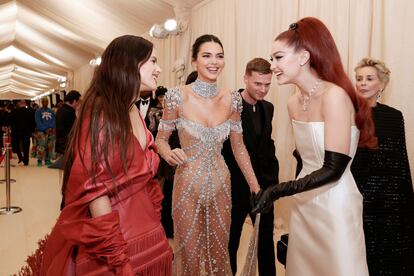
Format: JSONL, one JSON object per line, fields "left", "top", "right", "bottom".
{"left": 157, "top": 87, "right": 257, "bottom": 276}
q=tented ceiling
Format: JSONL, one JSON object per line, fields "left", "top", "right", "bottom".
{"left": 0, "top": 0, "right": 202, "bottom": 100}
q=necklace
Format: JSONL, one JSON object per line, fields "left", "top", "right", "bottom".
{"left": 190, "top": 79, "right": 218, "bottom": 98}
{"left": 302, "top": 79, "right": 320, "bottom": 111}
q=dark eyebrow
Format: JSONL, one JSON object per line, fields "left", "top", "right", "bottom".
{"left": 200, "top": 51, "right": 224, "bottom": 55}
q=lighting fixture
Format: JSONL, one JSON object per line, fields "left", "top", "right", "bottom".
{"left": 149, "top": 18, "right": 182, "bottom": 39}
{"left": 164, "top": 19, "right": 177, "bottom": 31}
{"left": 149, "top": 24, "right": 168, "bottom": 38}
{"left": 89, "top": 56, "right": 102, "bottom": 66}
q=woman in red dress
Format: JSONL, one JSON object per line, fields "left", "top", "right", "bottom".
{"left": 40, "top": 35, "right": 172, "bottom": 275}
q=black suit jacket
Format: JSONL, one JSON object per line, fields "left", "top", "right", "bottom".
{"left": 222, "top": 90, "right": 279, "bottom": 202}
{"left": 135, "top": 97, "right": 157, "bottom": 128}
{"left": 55, "top": 104, "right": 76, "bottom": 154}
{"left": 10, "top": 107, "right": 35, "bottom": 137}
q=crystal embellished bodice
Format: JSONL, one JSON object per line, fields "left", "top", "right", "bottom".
{"left": 179, "top": 117, "right": 230, "bottom": 143}
{"left": 177, "top": 118, "right": 231, "bottom": 163}
{"left": 159, "top": 87, "right": 243, "bottom": 167}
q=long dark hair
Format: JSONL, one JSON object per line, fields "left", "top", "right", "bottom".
{"left": 61, "top": 35, "right": 153, "bottom": 202}
{"left": 276, "top": 17, "right": 377, "bottom": 148}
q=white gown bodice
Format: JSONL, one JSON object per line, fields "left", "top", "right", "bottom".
{"left": 286, "top": 120, "right": 368, "bottom": 276}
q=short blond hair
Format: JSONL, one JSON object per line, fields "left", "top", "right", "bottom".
{"left": 245, "top": 58, "right": 271, "bottom": 75}
{"left": 355, "top": 58, "right": 391, "bottom": 88}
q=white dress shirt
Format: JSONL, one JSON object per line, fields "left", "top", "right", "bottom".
{"left": 139, "top": 97, "right": 150, "bottom": 118}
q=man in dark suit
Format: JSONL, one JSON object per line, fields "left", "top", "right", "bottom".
{"left": 49, "top": 90, "right": 81, "bottom": 169}
{"left": 10, "top": 100, "right": 35, "bottom": 165}
{"left": 222, "top": 58, "right": 279, "bottom": 276}
{"left": 135, "top": 90, "right": 157, "bottom": 126}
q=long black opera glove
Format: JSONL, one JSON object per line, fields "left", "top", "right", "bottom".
{"left": 251, "top": 150, "right": 351, "bottom": 215}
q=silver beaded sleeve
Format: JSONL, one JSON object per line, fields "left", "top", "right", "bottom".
{"left": 155, "top": 88, "right": 181, "bottom": 156}
{"left": 229, "top": 91, "right": 260, "bottom": 192}
{"left": 158, "top": 119, "right": 177, "bottom": 132}
{"left": 229, "top": 119, "right": 243, "bottom": 133}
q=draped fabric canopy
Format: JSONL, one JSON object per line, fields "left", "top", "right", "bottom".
{"left": 0, "top": 0, "right": 202, "bottom": 99}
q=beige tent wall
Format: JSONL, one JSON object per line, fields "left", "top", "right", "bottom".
{"left": 73, "top": 63, "right": 95, "bottom": 93}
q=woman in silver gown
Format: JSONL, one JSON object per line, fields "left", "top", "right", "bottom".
{"left": 156, "top": 34, "right": 261, "bottom": 276}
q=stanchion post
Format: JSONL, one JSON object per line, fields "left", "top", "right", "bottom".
{"left": 0, "top": 132, "right": 16, "bottom": 183}
{"left": 0, "top": 143, "right": 22, "bottom": 215}
{"left": 0, "top": 132, "right": 6, "bottom": 167}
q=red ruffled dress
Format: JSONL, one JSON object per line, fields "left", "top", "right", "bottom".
{"left": 40, "top": 114, "right": 173, "bottom": 275}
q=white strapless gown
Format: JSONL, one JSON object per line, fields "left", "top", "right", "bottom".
{"left": 286, "top": 120, "right": 369, "bottom": 276}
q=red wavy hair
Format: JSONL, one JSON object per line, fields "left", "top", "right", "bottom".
{"left": 276, "top": 17, "right": 377, "bottom": 148}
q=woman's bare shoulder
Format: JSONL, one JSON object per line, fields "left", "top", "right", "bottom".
{"left": 322, "top": 83, "right": 351, "bottom": 104}
{"left": 177, "top": 84, "right": 190, "bottom": 100}
{"left": 321, "top": 83, "right": 355, "bottom": 122}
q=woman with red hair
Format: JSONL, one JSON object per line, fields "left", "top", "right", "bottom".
{"left": 252, "top": 17, "right": 376, "bottom": 275}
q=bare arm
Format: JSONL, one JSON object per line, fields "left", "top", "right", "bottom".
{"left": 89, "top": 195, "right": 112, "bottom": 217}
{"left": 322, "top": 87, "right": 354, "bottom": 155}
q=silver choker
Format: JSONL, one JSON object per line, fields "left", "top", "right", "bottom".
{"left": 190, "top": 79, "right": 218, "bottom": 98}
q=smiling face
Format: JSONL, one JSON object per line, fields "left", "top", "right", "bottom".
{"left": 355, "top": 66, "right": 384, "bottom": 105}
{"left": 192, "top": 41, "right": 224, "bottom": 83}
{"left": 139, "top": 49, "right": 161, "bottom": 92}
{"left": 270, "top": 39, "right": 308, "bottom": 85}
{"left": 243, "top": 71, "right": 272, "bottom": 103}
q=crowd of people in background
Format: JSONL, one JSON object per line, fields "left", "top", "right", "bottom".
{"left": 0, "top": 90, "right": 81, "bottom": 167}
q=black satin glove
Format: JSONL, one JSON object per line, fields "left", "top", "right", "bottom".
{"left": 250, "top": 189, "right": 263, "bottom": 212}
{"left": 250, "top": 189, "right": 274, "bottom": 215}
{"left": 251, "top": 150, "right": 351, "bottom": 215}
